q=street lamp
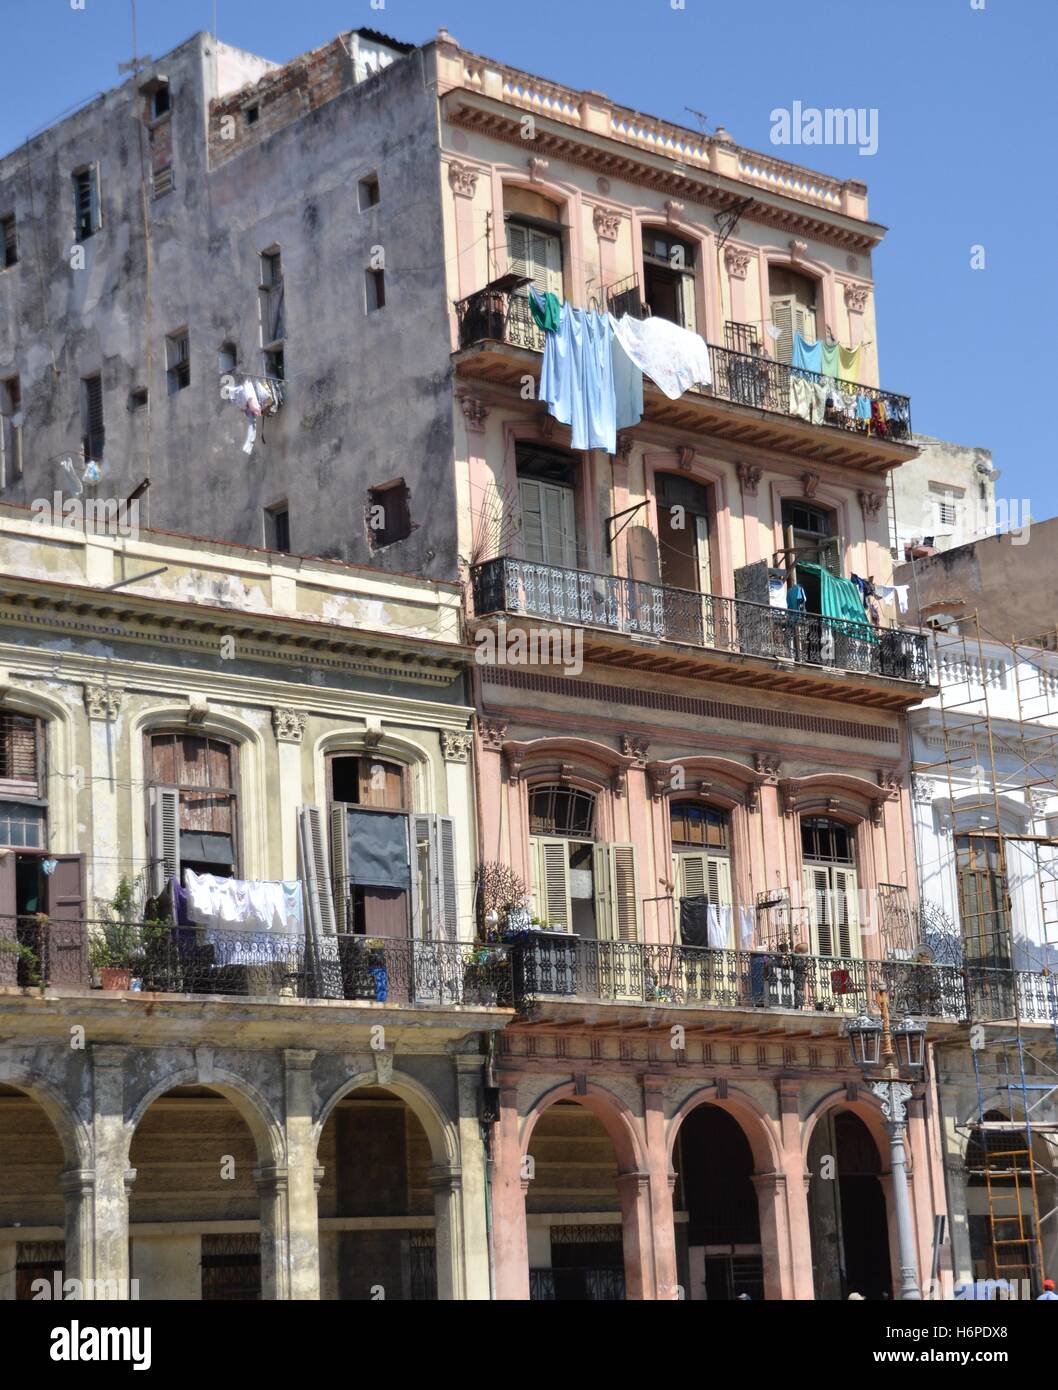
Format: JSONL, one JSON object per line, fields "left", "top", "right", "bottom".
{"left": 845, "top": 985, "right": 927, "bottom": 1301}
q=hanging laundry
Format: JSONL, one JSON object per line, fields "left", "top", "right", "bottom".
{"left": 787, "top": 583, "right": 807, "bottom": 613}
{"left": 540, "top": 303, "right": 617, "bottom": 452}
{"left": 611, "top": 313, "right": 712, "bottom": 400}
{"left": 791, "top": 331, "right": 822, "bottom": 373}
{"left": 768, "top": 576, "right": 788, "bottom": 609}
{"left": 738, "top": 905, "right": 755, "bottom": 950}
{"left": 608, "top": 316, "right": 643, "bottom": 432}
{"left": 527, "top": 284, "right": 562, "bottom": 334}
{"left": 838, "top": 344, "right": 861, "bottom": 382}
{"left": 789, "top": 375, "right": 827, "bottom": 424}
{"left": 855, "top": 395, "right": 872, "bottom": 424}
{"left": 820, "top": 339, "right": 841, "bottom": 378}
{"left": 895, "top": 584, "right": 909, "bottom": 615}
{"left": 706, "top": 903, "right": 731, "bottom": 949}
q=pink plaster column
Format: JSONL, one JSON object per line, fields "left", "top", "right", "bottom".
{"left": 776, "top": 1079, "right": 815, "bottom": 1299}
{"left": 642, "top": 1075, "right": 679, "bottom": 1299}
{"left": 615, "top": 1169, "right": 656, "bottom": 1300}
{"left": 491, "top": 1082, "right": 530, "bottom": 1300}
{"left": 906, "top": 1094, "right": 944, "bottom": 1295}
{"left": 752, "top": 1172, "right": 793, "bottom": 1300}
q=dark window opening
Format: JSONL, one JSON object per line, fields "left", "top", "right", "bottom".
{"left": 80, "top": 374, "right": 104, "bottom": 461}
{"left": 0, "top": 213, "right": 17, "bottom": 269}
{"left": 245, "top": 105, "right": 259, "bottom": 126}
{"left": 166, "top": 331, "right": 190, "bottom": 393}
{"left": 265, "top": 504, "right": 290, "bottom": 553}
{"left": 0, "top": 375, "right": 22, "bottom": 484}
{"left": 128, "top": 387, "right": 149, "bottom": 412}
{"left": 670, "top": 801, "right": 728, "bottom": 850}
{"left": 529, "top": 784, "right": 596, "bottom": 839}
{"left": 329, "top": 756, "right": 406, "bottom": 810}
{"left": 642, "top": 231, "right": 695, "bottom": 328}
{"left": 367, "top": 480, "right": 411, "bottom": 547}
{"left": 150, "top": 84, "right": 171, "bottom": 120}
{"left": 781, "top": 499, "right": 840, "bottom": 597}
{"left": 366, "top": 268, "right": 386, "bottom": 312}
{"left": 801, "top": 816, "right": 854, "bottom": 864}
{"left": 358, "top": 173, "right": 380, "bottom": 210}
{"left": 73, "top": 168, "right": 99, "bottom": 241}
{"left": 263, "top": 347, "right": 284, "bottom": 381}
{"left": 956, "top": 833, "right": 1011, "bottom": 968}
{"left": 218, "top": 342, "right": 237, "bottom": 374}
{"left": 149, "top": 732, "right": 238, "bottom": 879}
{"left": 201, "top": 1233, "right": 260, "bottom": 1301}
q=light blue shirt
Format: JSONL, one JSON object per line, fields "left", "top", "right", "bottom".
{"left": 541, "top": 304, "right": 618, "bottom": 452}
{"left": 792, "top": 331, "right": 823, "bottom": 374}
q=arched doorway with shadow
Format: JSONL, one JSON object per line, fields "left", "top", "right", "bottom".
{"left": 0, "top": 1083, "right": 67, "bottom": 1300}
{"left": 807, "top": 1107, "right": 892, "bottom": 1299}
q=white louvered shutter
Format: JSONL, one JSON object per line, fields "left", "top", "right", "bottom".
{"left": 530, "top": 835, "right": 572, "bottom": 931}
{"left": 770, "top": 295, "right": 795, "bottom": 364}
{"left": 609, "top": 844, "right": 640, "bottom": 942}
{"left": 330, "top": 804, "right": 349, "bottom": 933}
{"left": 298, "top": 804, "right": 336, "bottom": 938}
{"left": 796, "top": 302, "right": 817, "bottom": 344}
{"left": 676, "top": 851, "right": 707, "bottom": 901}
{"left": 833, "top": 867, "right": 860, "bottom": 958}
{"left": 150, "top": 786, "right": 180, "bottom": 895}
{"left": 804, "top": 866, "right": 832, "bottom": 957}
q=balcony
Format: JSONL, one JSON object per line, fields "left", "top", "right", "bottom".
{"left": 471, "top": 554, "right": 930, "bottom": 688}
{"left": 453, "top": 284, "right": 912, "bottom": 459}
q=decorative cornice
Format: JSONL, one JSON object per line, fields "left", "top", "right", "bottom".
{"left": 736, "top": 462, "right": 763, "bottom": 496}
{"left": 441, "top": 730, "right": 473, "bottom": 763}
{"left": 447, "top": 161, "right": 480, "bottom": 198}
{"left": 83, "top": 683, "right": 123, "bottom": 721}
{"left": 460, "top": 396, "right": 490, "bottom": 433}
{"left": 272, "top": 707, "right": 306, "bottom": 743}
{"left": 724, "top": 246, "right": 752, "bottom": 280}
{"left": 592, "top": 206, "right": 621, "bottom": 241}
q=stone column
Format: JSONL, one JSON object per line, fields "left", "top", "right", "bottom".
{"left": 490, "top": 1081, "right": 530, "bottom": 1300}
{"left": 272, "top": 711, "right": 306, "bottom": 880}
{"left": 281, "top": 1048, "right": 321, "bottom": 1300}
{"left": 58, "top": 1168, "right": 96, "bottom": 1289}
{"left": 641, "top": 1074, "right": 679, "bottom": 1299}
{"left": 430, "top": 1163, "right": 465, "bottom": 1301}
{"left": 454, "top": 1053, "right": 491, "bottom": 1300}
{"left": 775, "top": 1079, "right": 815, "bottom": 1299}
{"left": 752, "top": 1172, "right": 792, "bottom": 1300}
{"left": 89, "top": 1045, "right": 134, "bottom": 1298}
{"left": 615, "top": 1170, "right": 655, "bottom": 1300}
{"left": 255, "top": 1165, "right": 292, "bottom": 1301}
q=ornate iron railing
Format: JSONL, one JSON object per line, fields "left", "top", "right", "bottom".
{"left": 529, "top": 1267, "right": 626, "bottom": 1301}
{"left": 455, "top": 284, "right": 911, "bottom": 439}
{"left": 471, "top": 555, "right": 930, "bottom": 682}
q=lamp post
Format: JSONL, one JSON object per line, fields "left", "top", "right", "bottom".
{"left": 845, "top": 985, "right": 926, "bottom": 1301}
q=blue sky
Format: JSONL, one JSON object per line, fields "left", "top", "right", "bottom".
{"left": 3, "top": 0, "right": 1054, "bottom": 518}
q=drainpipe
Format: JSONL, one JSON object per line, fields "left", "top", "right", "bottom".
{"left": 483, "top": 1029, "right": 498, "bottom": 1300}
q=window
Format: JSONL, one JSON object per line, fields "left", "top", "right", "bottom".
{"left": 930, "top": 485, "right": 962, "bottom": 532}
{"left": 80, "top": 374, "right": 104, "bottom": 461}
{"left": 245, "top": 104, "right": 259, "bottom": 126}
{"left": 642, "top": 230, "right": 696, "bottom": 330}
{"left": 259, "top": 249, "right": 285, "bottom": 366}
{"left": 0, "top": 213, "right": 16, "bottom": 269}
{"left": 504, "top": 188, "right": 563, "bottom": 300}
{"left": 365, "top": 267, "right": 385, "bottom": 312}
{"left": 264, "top": 503, "right": 290, "bottom": 553}
{"left": 149, "top": 83, "right": 171, "bottom": 121}
{"left": 670, "top": 803, "right": 732, "bottom": 944}
{"left": 517, "top": 445, "right": 578, "bottom": 568}
{"left": 781, "top": 499, "right": 841, "bottom": 582}
{"left": 529, "top": 786, "right": 597, "bottom": 839}
{"left": 151, "top": 166, "right": 174, "bottom": 200}
{"left": 801, "top": 816, "right": 858, "bottom": 958}
{"left": 0, "top": 375, "right": 22, "bottom": 485}
{"left": 768, "top": 266, "right": 818, "bottom": 364}
{"left": 73, "top": 167, "right": 100, "bottom": 242}
{"left": 670, "top": 802, "right": 728, "bottom": 850}
{"left": 218, "top": 342, "right": 237, "bottom": 374}
{"left": 0, "top": 711, "right": 44, "bottom": 850}
{"left": 956, "top": 834, "right": 1011, "bottom": 968}
{"left": 358, "top": 173, "right": 380, "bottom": 210}
{"left": 656, "top": 472, "right": 713, "bottom": 599}
{"left": 367, "top": 480, "right": 411, "bottom": 547}
{"left": 165, "top": 331, "right": 190, "bottom": 393}
{"left": 127, "top": 387, "right": 148, "bottom": 412}
{"left": 147, "top": 733, "right": 238, "bottom": 888}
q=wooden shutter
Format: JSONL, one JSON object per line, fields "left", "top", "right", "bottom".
{"left": 519, "top": 478, "right": 546, "bottom": 563}
{"left": 298, "top": 804, "right": 336, "bottom": 937}
{"left": 506, "top": 220, "right": 530, "bottom": 281}
{"left": 330, "top": 804, "right": 349, "bottom": 932}
{"left": 595, "top": 843, "right": 640, "bottom": 943}
{"left": 833, "top": 867, "right": 860, "bottom": 958}
{"left": 679, "top": 273, "right": 697, "bottom": 335}
{"left": 412, "top": 814, "right": 459, "bottom": 939}
{"left": 45, "top": 854, "right": 90, "bottom": 986}
{"left": 530, "top": 836, "right": 572, "bottom": 931}
{"left": 541, "top": 483, "right": 576, "bottom": 569}
{"left": 770, "top": 295, "right": 795, "bottom": 364}
{"left": 0, "top": 851, "right": 16, "bottom": 986}
{"left": 437, "top": 815, "right": 458, "bottom": 938}
{"left": 149, "top": 786, "right": 180, "bottom": 895}
{"left": 694, "top": 513, "right": 712, "bottom": 601}
{"left": 676, "top": 851, "right": 708, "bottom": 900}
{"left": 804, "top": 866, "right": 833, "bottom": 956}
{"left": 796, "top": 302, "right": 817, "bottom": 344}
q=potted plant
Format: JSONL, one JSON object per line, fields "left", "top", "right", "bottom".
{"left": 89, "top": 921, "right": 142, "bottom": 990}
{"left": 0, "top": 936, "right": 42, "bottom": 988}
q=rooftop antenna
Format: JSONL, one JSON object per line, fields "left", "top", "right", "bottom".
{"left": 685, "top": 107, "right": 709, "bottom": 136}
{"left": 117, "top": 0, "right": 151, "bottom": 77}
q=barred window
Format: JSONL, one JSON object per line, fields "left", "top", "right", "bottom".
{"left": 529, "top": 784, "right": 596, "bottom": 839}
{"left": 801, "top": 816, "right": 854, "bottom": 864}
{"left": 670, "top": 801, "right": 728, "bottom": 850}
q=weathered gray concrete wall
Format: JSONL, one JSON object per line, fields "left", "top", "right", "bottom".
{"left": 0, "top": 32, "right": 456, "bottom": 577}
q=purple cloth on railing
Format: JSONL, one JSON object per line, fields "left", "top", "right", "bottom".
{"left": 171, "top": 874, "right": 192, "bottom": 926}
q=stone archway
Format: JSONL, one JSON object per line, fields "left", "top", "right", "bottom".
{"left": 805, "top": 1099, "right": 893, "bottom": 1300}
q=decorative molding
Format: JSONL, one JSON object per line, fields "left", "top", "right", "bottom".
{"left": 611, "top": 768, "right": 628, "bottom": 799}
{"left": 788, "top": 239, "right": 808, "bottom": 259}
{"left": 858, "top": 490, "right": 885, "bottom": 520}
{"left": 615, "top": 430, "right": 635, "bottom": 461}
{"left": 504, "top": 746, "right": 527, "bottom": 783}
{"left": 844, "top": 283, "right": 870, "bottom": 314}
{"left": 460, "top": 396, "right": 490, "bottom": 433}
{"left": 528, "top": 157, "right": 550, "bottom": 182}
{"left": 724, "top": 246, "right": 752, "bottom": 280}
{"left": 801, "top": 471, "right": 820, "bottom": 499}
{"left": 447, "top": 161, "right": 479, "bottom": 198}
{"left": 754, "top": 752, "right": 782, "bottom": 780}
{"left": 736, "top": 462, "right": 763, "bottom": 496}
{"left": 592, "top": 206, "right": 621, "bottom": 241}
{"left": 620, "top": 734, "right": 650, "bottom": 768}
{"left": 649, "top": 767, "right": 672, "bottom": 802}
{"left": 374, "top": 1050, "right": 394, "bottom": 1087}
{"left": 778, "top": 779, "right": 798, "bottom": 817}
{"left": 677, "top": 445, "right": 696, "bottom": 472}
{"left": 478, "top": 718, "right": 508, "bottom": 751}
{"left": 272, "top": 707, "right": 306, "bottom": 744}
{"left": 83, "top": 683, "right": 123, "bottom": 721}
{"left": 911, "top": 774, "right": 936, "bottom": 805}
{"left": 746, "top": 782, "right": 761, "bottom": 814}
{"left": 441, "top": 730, "right": 473, "bottom": 763}
{"left": 187, "top": 699, "right": 209, "bottom": 726}
{"left": 878, "top": 769, "right": 902, "bottom": 793}
{"left": 664, "top": 199, "right": 685, "bottom": 224}
{"left": 870, "top": 799, "right": 885, "bottom": 828}
{"left": 538, "top": 412, "right": 556, "bottom": 442}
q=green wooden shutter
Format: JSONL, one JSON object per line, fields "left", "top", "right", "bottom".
{"left": 530, "top": 835, "right": 572, "bottom": 931}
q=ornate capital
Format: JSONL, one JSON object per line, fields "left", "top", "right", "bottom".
{"left": 478, "top": 717, "right": 507, "bottom": 751}
{"left": 801, "top": 470, "right": 820, "bottom": 499}
{"left": 844, "top": 283, "right": 870, "bottom": 314}
{"left": 592, "top": 206, "right": 621, "bottom": 241}
{"left": 724, "top": 246, "right": 752, "bottom": 280}
{"left": 620, "top": 734, "right": 650, "bottom": 768}
{"left": 528, "top": 156, "right": 550, "bottom": 183}
{"left": 754, "top": 752, "right": 782, "bottom": 780}
{"left": 272, "top": 707, "right": 306, "bottom": 743}
{"left": 859, "top": 489, "right": 884, "bottom": 520}
{"left": 83, "top": 683, "right": 123, "bottom": 721}
{"left": 736, "top": 462, "right": 763, "bottom": 496}
{"left": 447, "top": 161, "right": 479, "bottom": 198}
{"left": 441, "top": 730, "right": 473, "bottom": 764}
{"left": 871, "top": 1078, "right": 913, "bottom": 1125}
{"left": 911, "top": 774, "right": 936, "bottom": 805}
{"left": 878, "top": 769, "right": 902, "bottom": 793}
{"left": 460, "top": 396, "right": 489, "bottom": 434}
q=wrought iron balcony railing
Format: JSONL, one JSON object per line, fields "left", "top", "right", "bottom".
{"left": 454, "top": 283, "right": 911, "bottom": 441}
{"left": 0, "top": 918, "right": 513, "bottom": 1009}
{"left": 471, "top": 554, "right": 930, "bottom": 683}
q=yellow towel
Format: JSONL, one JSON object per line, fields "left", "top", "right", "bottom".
{"left": 838, "top": 344, "right": 861, "bottom": 383}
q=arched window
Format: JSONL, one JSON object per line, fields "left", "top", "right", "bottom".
{"left": 147, "top": 732, "right": 239, "bottom": 886}
{"left": 642, "top": 229, "right": 697, "bottom": 331}
{"left": 801, "top": 816, "right": 859, "bottom": 959}
{"left": 768, "top": 265, "right": 818, "bottom": 363}
{"left": 526, "top": 783, "right": 639, "bottom": 944}
{"left": 670, "top": 802, "right": 732, "bottom": 947}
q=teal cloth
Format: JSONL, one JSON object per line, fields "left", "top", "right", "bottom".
{"left": 820, "top": 340, "right": 841, "bottom": 378}
{"left": 528, "top": 286, "right": 562, "bottom": 333}
{"left": 798, "top": 562, "right": 877, "bottom": 641}
{"left": 791, "top": 332, "right": 822, "bottom": 373}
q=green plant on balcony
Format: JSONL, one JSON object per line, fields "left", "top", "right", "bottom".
{"left": 0, "top": 936, "right": 42, "bottom": 987}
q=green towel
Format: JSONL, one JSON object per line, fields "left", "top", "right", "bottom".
{"left": 799, "top": 562, "right": 878, "bottom": 642}
{"left": 820, "top": 340, "right": 841, "bottom": 378}
{"left": 528, "top": 287, "right": 562, "bottom": 333}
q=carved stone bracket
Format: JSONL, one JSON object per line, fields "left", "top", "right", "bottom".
{"left": 83, "top": 683, "right": 123, "bottom": 721}
{"left": 272, "top": 707, "right": 306, "bottom": 743}
{"left": 736, "top": 462, "right": 763, "bottom": 496}
{"left": 478, "top": 718, "right": 508, "bottom": 751}
{"left": 724, "top": 246, "right": 752, "bottom": 280}
{"left": 664, "top": 200, "right": 685, "bottom": 224}
{"left": 677, "top": 446, "right": 696, "bottom": 472}
{"left": 504, "top": 746, "right": 527, "bottom": 783}
{"left": 801, "top": 471, "right": 820, "bottom": 499}
{"left": 447, "top": 161, "right": 480, "bottom": 198}
{"left": 844, "top": 283, "right": 870, "bottom": 314}
{"left": 441, "top": 730, "right": 473, "bottom": 764}
{"left": 460, "top": 396, "right": 489, "bottom": 434}
{"left": 615, "top": 430, "right": 635, "bottom": 461}
{"left": 859, "top": 490, "right": 884, "bottom": 520}
{"left": 611, "top": 768, "right": 628, "bottom": 799}
{"left": 592, "top": 206, "right": 621, "bottom": 241}
{"left": 528, "top": 157, "right": 550, "bottom": 182}
{"left": 778, "top": 779, "right": 799, "bottom": 817}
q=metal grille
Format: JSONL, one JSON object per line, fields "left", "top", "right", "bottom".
{"left": 15, "top": 1241, "right": 65, "bottom": 1301}
{"left": 724, "top": 321, "right": 761, "bottom": 355}
{"left": 201, "top": 1233, "right": 260, "bottom": 1301}
{"left": 409, "top": 1231, "right": 437, "bottom": 1301}
{"left": 0, "top": 713, "right": 38, "bottom": 782}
